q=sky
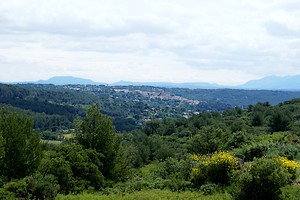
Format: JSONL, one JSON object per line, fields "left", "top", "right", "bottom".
{"left": 1, "top": 0, "right": 300, "bottom": 85}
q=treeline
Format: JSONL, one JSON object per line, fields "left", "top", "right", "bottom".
{"left": 169, "top": 88, "right": 300, "bottom": 107}
{"left": 0, "top": 99, "right": 299, "bottom": 199}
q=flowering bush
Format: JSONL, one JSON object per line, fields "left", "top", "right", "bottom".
{"left": 191, "top": 151, "right": 239, "bottom": 187}
{"left": 278, "top": 156, "right": 300, "bottom": 180}
{"left": 208, "top": 151, "right": 239, "bottom": 170}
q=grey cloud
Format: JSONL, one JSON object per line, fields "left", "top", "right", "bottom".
{"left": 265, "top": 21, "right": 300, "bottom": 38}
{"left": 0, "top": 15, "right": 173, "bottom": 38}
{"left": 172, "top": 42, "right": 292, "bottom": 76}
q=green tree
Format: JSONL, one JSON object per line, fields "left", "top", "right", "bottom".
{"left": 143, "top": 120, "right": 162, "bottom": 135}
{"left": 0, "top": 111, "right": 42, "bottom": 180}
{"left": 225, "top": 131, "right": 250, "bottom": 149}
{"left": 39, "top": 144, "right": 105, "bottom": 194}
{"left": 269, "top": 108, "right": 291, "bottom": 132}
{"left": 249, "top": 102, "right": 270, "bottom": 126}
{"left": 75, "top": 105, "right": 119, "bottom": 178}
{"left": 188, "top": 127, "right": 225, "bottom": 154}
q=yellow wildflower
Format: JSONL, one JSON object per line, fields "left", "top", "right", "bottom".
{"left": 192, "top": 154, "right": 201, "bottom": 161}
{"left": 278, "top": 156, "right": 300, "bottom": 179}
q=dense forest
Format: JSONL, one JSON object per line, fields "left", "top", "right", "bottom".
{"left": 0, "top": 83, "right": 299, "bottom": 199}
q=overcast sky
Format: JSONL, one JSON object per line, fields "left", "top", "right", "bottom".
{"left": 1, "top": 0, "right": 300, "bottom": 85}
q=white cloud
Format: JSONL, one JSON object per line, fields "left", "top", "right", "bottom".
{"left": 0, "top": 0, "right": 300, "bottom": 85}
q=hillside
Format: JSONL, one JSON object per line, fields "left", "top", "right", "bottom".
{"left": 2, "top": 83, "right": 300, "bottom": 133}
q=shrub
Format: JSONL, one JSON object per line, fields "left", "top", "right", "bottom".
{"left": 200, "top": 183, "right": 218, "bottom": 195}
{"left": 234, "top": 142, "right": 269, "bottom": 162}
{"left": 0, "top": 173, "right": 60, "bottom": 200}
{"left": 24, "top": 173, "right": 60, "bottom": 199}
{"left": 279, "top": 185, "right": 300, "bottom": 200}
{"left": 0, "top": 179, "right": 29, "bottom": 199}
{"left": 231, "top": 157, "right": 292, "bottom": 200}
{"left": 191, "top": 151, "right": 239, "bottom": 187}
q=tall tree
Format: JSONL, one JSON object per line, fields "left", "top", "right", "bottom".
{"left": 75, "top": 105, "right": 119, "bottom": 178}
{"left": 0, "top": 111, "right": 42, "bottom": 180}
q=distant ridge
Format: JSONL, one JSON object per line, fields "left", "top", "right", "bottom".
{"left": 239, "top": 75, "right": 300, "bottom": 90}
{"left": 6, "top": 75, "right": 300, "bottom": 90}
{"left": 36, "top": 76, "right": 105, "bottom": 85}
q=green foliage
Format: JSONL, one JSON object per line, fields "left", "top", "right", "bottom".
{"left": 143, "top": 120, "right": 162, "bottom": 135}
{"left": 225, "top": 131, "right": 250, "bottom": 150}
{"left": 188, "top": 127, "right": 227, "bottom": 154}
{"left": 279, "top": 185, "right": 300, "bottom": 200}
{"left": 2, "top": 84, "right": 300, "bottom": 198}
{"left": 249, "top": 102, "right": 270, "bottom": 126}
{"left": 0, "top": 111, "right": 43, "bottom": 180}
{"left": 41, "top": 130, "right": 62, "bottom": 140}
{"left": 231, "top": 157, "right": 292, "bottom": 200}
{"left": 39, "top": 156, "right": 74, "bottom": 194}
{"left": 24, "top": 173, "right": 60, "bottom": 200}
{"left": 109, "top": 144, "right": 132, "bottom": 182}
{"left": 121, "top": 131, "right": 162, "bottom": 168}
{"left": 269, "top": 108, "right": 291, "bottom": 132}
{"left": 0, "top": 173, "right": 59, "bottom": 199}
{"left": 0, "top": 134, "right": 5, "bottom": 161}
{"left": 200, "top": 183, "right": 218, "bottom": 195}
{"left": 206, "top": 152, "right": 239, "bottom": 186}
{"left": 0, "top": 179, "right": 29, "bottom": 199}
{"left": 153, "top": 143, "right": 175, "bottom": 161}
{"left": 75, "top": 105, "right": 119, "bottom": 179}
{"left": 191, "top": 152, "right": 239, "bottom": 187}
{"left": 234, "top": 142, "right": 270, "bottom": 162}
{"left": 38, "top": 144, "right": 105, "bottom": 194}
{"left": 56, "top": 189, "right": 233, "bottom": 200}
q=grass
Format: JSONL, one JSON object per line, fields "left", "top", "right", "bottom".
{"left": 40, "top": 133, "right": 74, "bottom": 145}
{"left": 55, "top": 189, "right": 233, "bottom": 200}
{"left": 41, "top": 139, "right": 62, "bottom": 145}
{"left": 63, "top": 133, "right": 74, "bottom": 139}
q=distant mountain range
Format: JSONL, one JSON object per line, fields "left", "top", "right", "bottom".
{"left": 36, "top": 76, "right": 105, "bottom": 85}
{"left": 238, "top": 75, "right": 300, "bottom": 90}
{"left": 9, "top": 75, "right": 300, "bottom": 90}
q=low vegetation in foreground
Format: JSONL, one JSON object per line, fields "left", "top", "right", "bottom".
{"left": 56, "top": 190, "right": 233, "bottom": 200}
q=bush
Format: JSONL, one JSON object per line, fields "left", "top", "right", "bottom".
{"left": 231, "top": 157, "right": 292, "bottom": 200}
{"left": 0, "top": 173, "right": 60, "bottom": 200}
{"left": 191, "top": 151, "right": 239, "bottom": 187}
{"left": 200, "top": 183, "right": 218, "bottom": 195}
{"left": 0, "top": 179, "right": 29, "bottom": 199}
{"left": 279, "top": 185, "right": 300, "bottom": 200}
{"left": 25, "top": 173, "right": 60, "bottom": 199}
{"left": 234, "top": 142, "right": 270, "bottom": 162}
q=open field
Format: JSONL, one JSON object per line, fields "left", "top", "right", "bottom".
{"left": 55, "top": 190, "right": 233, "bottom": 200}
